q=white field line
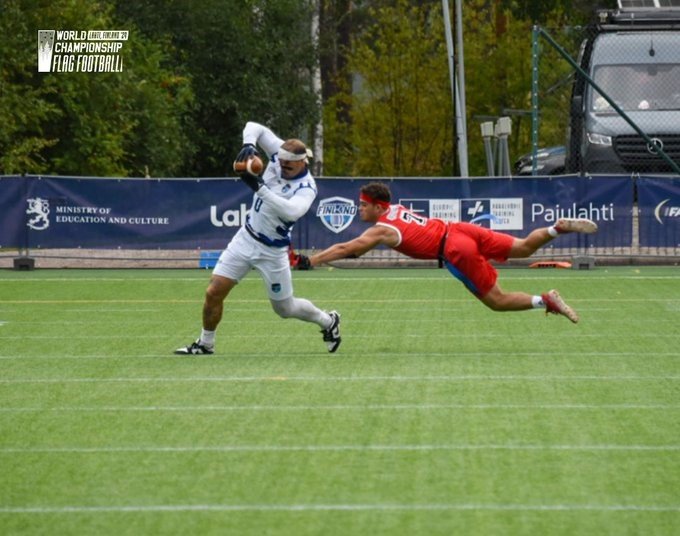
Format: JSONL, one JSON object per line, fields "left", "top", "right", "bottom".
{"left": 0, "top": 503, "right": 678, "bottom": 513}
{"left": 1, "top": 351, "right": 678, "bottom": 360}
{"left": 1, "top": 298, "right": 679, "bottom": 304}
{"left": 4, "top": 318, "right": 678, "bottom": 329}
{"left": 0, "top": 375, "right": 678, "bottom": 384}
{"left": 0, "top": 299, "right": 206, "bottom": 304}
{"left": 1, "top": 312, "right": 677, "bottom": 323}
{"left": 0, "top": 403, "right": 677, "bottom": 413}
{"left": 1, "top": 274, "right": 679, "bottom": 282}
{"left": 32, "top": 309, "right": 164, "bottom": 313}
{"left": 0, "top": 352, "right": 678, "bottom": 361}
{"left": 0, "top": 306, "right": 671, "bottom": 314}
{"left": 1, "top": 444, "right": 678, "bottom": 454}
{"left": 1, "top": 332, "right": 679, "bottom": 341}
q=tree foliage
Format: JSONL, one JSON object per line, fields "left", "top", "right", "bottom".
{"left": 462, "top": 0, "right": 536, "bottom": 176}
{"left": 324, "top": 0, "right": 453, "bottom": 176}
{"left": 116, "top": 0, "right": 319, "bottom": 177}
{"left": 1, "top": 0, "right": 318, "bottom": 177}
{"left": 458, "top": 0, "right": 607, "bottom": 175}
{"left": 1, "top": 0, "right": 618, "bottom": 177}
{"left": 0, "top": 0, "right": 195, "bottom": 177}
{"left": 0, "top": 0, "right": 61, "bottom": 174}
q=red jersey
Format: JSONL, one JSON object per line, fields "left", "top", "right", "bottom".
{"left": 376, "top": 205, "right": 447, "bottom": 259}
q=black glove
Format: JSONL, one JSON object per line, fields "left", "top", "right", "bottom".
{"left": 295, "top": 254, "right": 312, "bottom": 270}
{"left": 235, "top": 143, "right": 259, "bottom": 164}
{"left": 240, "top": 172, "right": 264, "bottom": 192}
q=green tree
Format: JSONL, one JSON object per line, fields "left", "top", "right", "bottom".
{"left": 461, "top": 0, "right": 587, "bottom": 175}
{"left": 460, "top": 1, "right": 624, "bottom": 176}
{"left": 0, "top": 0, "right": 195, "bottom": 177}
{"left": 324, "top": 0, "right": 453, "bottom": 176}
{"left": 462, "top": 0, "right": 534, "bottom": 175}
{"left": 0, "top": 0, "right": 60, "bottom": 174}
{"left": 116, "top": 0, "right": 320, "bottom": 177}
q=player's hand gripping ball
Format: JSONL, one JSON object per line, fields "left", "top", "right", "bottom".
{"left": 233, "top": 155, "right": 264, "bottom": 176}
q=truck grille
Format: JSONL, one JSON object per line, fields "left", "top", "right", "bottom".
{"left": 614, "top": 134, "right": 680, "bottom": 172}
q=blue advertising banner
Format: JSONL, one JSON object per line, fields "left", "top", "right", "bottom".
{"left": 638, "top": 177, "right": 680, "bottom": 247}
{"left": 0, "top": 176, "right": 27, "bottom": 249}
{"left": 1, "top": 175, "right": 254, "bottom": 249}
{"left": 1, "top": 175, "right": 634, "bottom": 251}
{"left": 302, "top": 176, "right": 633, "bottom": 250}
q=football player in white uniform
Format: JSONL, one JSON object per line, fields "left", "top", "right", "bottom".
{"left": 176, "top": 122, "right": 341, "bottom": 355}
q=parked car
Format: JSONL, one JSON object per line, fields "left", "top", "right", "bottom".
{"left": 514, "top": 145, "right": 566, "bottom": 176}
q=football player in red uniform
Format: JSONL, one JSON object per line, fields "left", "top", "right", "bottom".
{"left": 304, "top": 182, "right": 598, "bottom": 323}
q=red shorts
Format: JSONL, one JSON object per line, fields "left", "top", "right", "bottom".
{"left": 442, "top": 222, "right": 515, "bottom": 298}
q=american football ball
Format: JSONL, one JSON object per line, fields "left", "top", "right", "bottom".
{"left": 233, "top": 156, "right": 264, "bottom": 176}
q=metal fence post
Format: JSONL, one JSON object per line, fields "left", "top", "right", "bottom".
{"left": 531, "top": 26, "right": 540, "bottom": 176}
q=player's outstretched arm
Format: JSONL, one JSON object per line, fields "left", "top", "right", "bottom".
{"left": 310, "top": 226, "right": 397, "bottom": 267}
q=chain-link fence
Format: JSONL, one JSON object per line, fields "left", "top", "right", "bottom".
{"left": 531, "top": 3, "right": 680, "bottom": 176}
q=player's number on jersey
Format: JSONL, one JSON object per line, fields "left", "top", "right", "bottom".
{"left": 254, "top": 198, "right": 264, "bottom": 212}
{"left": 400, "top": 211, "right": 427, "bottom": 226}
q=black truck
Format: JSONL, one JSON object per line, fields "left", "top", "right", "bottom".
{"left": 566, "top": 1, "right": 680, "bottom": 174}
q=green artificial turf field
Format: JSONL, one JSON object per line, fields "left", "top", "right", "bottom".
{"left": 0, "top": 266, "right": 678, "bottom": 535}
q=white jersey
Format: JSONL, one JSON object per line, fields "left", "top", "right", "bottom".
{"left": 241, "top": 122, "right": 317, "bottom": 248}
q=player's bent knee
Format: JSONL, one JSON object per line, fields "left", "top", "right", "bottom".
{"left": 271, "top": 298, "right": 294, "bottom": 318}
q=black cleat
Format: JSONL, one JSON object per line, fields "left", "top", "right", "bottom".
{"left": 321, "top": 311, "right": 341, "bottom": 353}
{"left": 174, "top": 340, "right": 214, "bottom": 355}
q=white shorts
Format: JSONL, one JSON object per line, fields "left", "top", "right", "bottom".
{"left": 212, "top": 228, "right": 293, "bottom": 301}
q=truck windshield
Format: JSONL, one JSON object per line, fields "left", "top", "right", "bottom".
{"left": 591, "top": 64, "right": 680, "bottom": 112}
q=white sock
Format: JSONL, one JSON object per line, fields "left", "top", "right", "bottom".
{"left": 271, "top": 296, "right": 330, "bottom": 328}
{"left": 200, "top": 329, "right": 215, "bottom": 347}
{"left": 547, "top": 226, "right": 559, "bottom": 238}
{"left": 531, "top": 295, "right": 545, "bottom": 309}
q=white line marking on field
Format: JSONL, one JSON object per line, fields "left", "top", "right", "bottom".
{"left": 0, "top": 403, "right": 676, "bottom": 413}
{"left": 47, "top": 309, "right": 164, "bottom": 313}
{"left": 0, "top": 375, "right": 677, "bottom": 384}
{"left": 0, "top": 332, "right": 677, "bottom": 340}
{"left": 0, "top": 299, "right": 204, "bottom": 305}
{"left": 1, "top": 297, "right": 679, "bottom": 305}
{"left": 0, "top": 503, "right": 678, "bottom": 513}
{"left": 20, "top": 319, "right": 287, "bottom": 325}
{"left": 0, "top": 278, "right": 208, "bottom": 283}
{"left": 4, "top": 316, "right": 679, "bottom": 326}
{"left": 1, "top": 275, "right": 679, "bottom": 283}
{"left": 0, "top": 444, "right": 678, "bottom": 454}
{"left": 0, "top": 351, "right": 677, "bottom": 360}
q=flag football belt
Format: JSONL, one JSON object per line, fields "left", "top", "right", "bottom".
{"left": 245, "top": 222, "right": 290, "bottom": 248}
{"left": 437, "top": 232, "right": 448, "bottom": 259}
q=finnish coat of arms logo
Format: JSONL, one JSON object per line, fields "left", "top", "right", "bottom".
{"left": 26, "top": 197, "right": 50, "bottom": 230}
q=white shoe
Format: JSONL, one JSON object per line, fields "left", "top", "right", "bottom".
{"left": 554, "top": 218, "right": 598, "bottom": 234}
